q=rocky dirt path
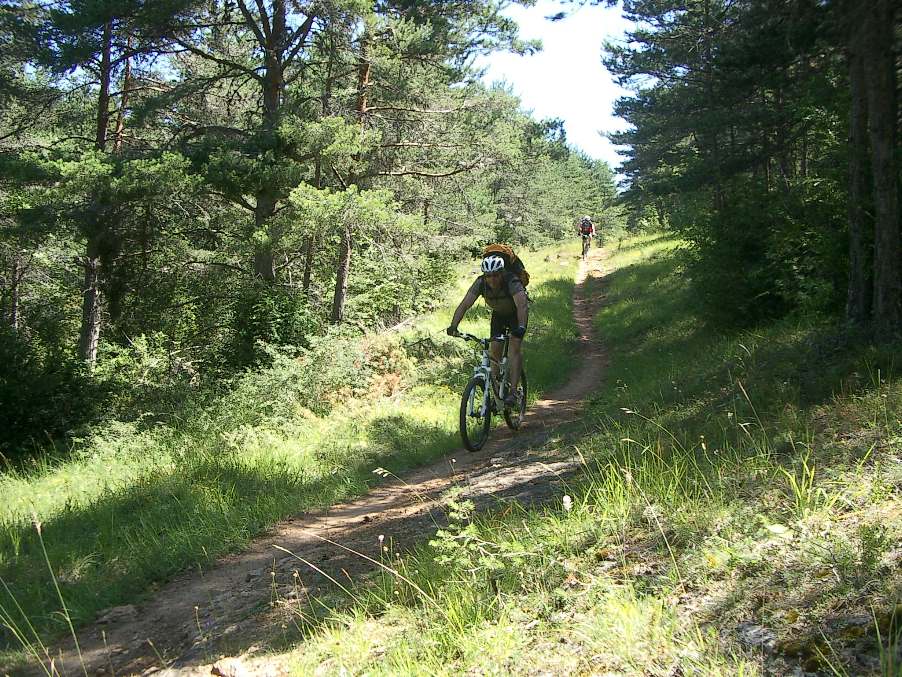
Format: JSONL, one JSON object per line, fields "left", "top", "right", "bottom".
{"left": 30, "top": 248, "right": 609, "bottom": 677}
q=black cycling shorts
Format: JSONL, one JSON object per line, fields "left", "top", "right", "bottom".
{"left": 490, "top": 312, "right": 526, "bottom": 339}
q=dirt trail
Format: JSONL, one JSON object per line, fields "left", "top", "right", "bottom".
{"left": 29, "top": 248, "right": 608, "bottom": 677}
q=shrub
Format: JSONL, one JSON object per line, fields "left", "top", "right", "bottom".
{"left": 0, "top": 328, "right": 101, "bottom": 460}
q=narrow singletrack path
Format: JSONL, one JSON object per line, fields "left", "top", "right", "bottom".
{"left": 34, "top": 248, "right": 609, "bottom": 677}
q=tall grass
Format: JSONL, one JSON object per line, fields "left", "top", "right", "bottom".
{"left": 0, "top": 244, "right": 578, "bottom": 662}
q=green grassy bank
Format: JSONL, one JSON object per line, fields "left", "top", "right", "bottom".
{"left": 268, "top": 234, "right": 900, "bottom": 676}
{"left": 0, "top": 244, "right": 580, "bottom": 664}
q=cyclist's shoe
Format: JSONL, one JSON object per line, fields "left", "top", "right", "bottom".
{"left": 503, "top": 392, "right": 519, "bottom": 409}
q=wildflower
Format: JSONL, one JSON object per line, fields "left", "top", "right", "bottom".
{"left": 378, "top": 534, "right": 385, "bottom": 545}
{"left": 562, "top": 495, "right": 573, "bottom": 512}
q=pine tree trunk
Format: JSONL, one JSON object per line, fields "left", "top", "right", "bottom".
{"left": 94, "top": 21, "right": 112, "bottom": 152}
{"left": 254, "top": 191, "right": 278, "bottom": 280}
{"left": 253, "top": 66, "right": 281, "bottom": 281}
{"left": 112, "top": 34, "right": 132, "bottom": 153}
{"left": 303, "top": 157, "right": 323, "bottom": 295}
{"left": 9, "top": 252, "right": 20, "bottom": 333}
{"left": 846, "top": 26, "right": 873, "bottom": 325}
{"left": 302, "top": 235, "right": 315, "bottom": 294}
{"left": 776, "top": 85, "right": 793, "bottom": 191}
{"left": 799, "top": 126, "right": 808, "bottom": 179}
{"left": 330, "top": 30, "right": 370, "bottom": 324}
{"left": 78, "top": 19, "right": 113, "bottom": 365}
{"left": 330, "top": 224, "right": 352, "bottom": 323}
{"left": 78, "top": 244, "right": 103, "bottom": 364}
{"left": 702, "top": 0, "right": 724, "bottom": 212}
{"left": 864, "top": 0, "right": 901, "bottom": 334}
{"left": 253, "top": 5, "right": 286, "bottom": 282}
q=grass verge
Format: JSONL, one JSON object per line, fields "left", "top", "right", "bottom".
{"left": 0, "top": 243, "right": 579, "bottom": 666}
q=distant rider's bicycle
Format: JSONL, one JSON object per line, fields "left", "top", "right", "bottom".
{"left": 581, "top": 233, "right": 592, "bottom": 260}
{"left": 452, "top": 331, "right": 527, "bottom": 451}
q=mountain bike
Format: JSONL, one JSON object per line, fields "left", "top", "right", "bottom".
{"left": 453, "top": 331, "right": 528, "bottom": 452}
{"left": 581, "top": 233, "right": 592, "bottom": 260}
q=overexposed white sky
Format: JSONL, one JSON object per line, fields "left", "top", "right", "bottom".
{"left": 477, "top": 1, "right": 633, "bottom": 171}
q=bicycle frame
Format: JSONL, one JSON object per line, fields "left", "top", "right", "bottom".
{"left": 458, "top": 332, "right": 511, "bottom": 418}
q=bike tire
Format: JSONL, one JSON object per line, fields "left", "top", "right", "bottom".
{"left": 460, "top": 376, "right": 492, "bottom": 452}
{"left": 503, "top": 369, "right": 528, "bottom": 430}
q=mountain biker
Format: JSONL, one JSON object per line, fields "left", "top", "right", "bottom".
{"left": 579, "top": 215, "right": 596, "bottom": 240}
{"left": 578, "top": 216, "right": 595, "bottom": 258}
{"left": 446, "top": 254, "right": 529, "bottom": 407}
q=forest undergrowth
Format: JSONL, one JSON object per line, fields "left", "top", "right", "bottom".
{"left": 0, "top": 244, "right": 580, "bottom": 663}
{"left": 257, "top": 234, "right": 901, "bottom": 676}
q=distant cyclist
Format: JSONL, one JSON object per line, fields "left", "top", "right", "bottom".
{"left": 579, "top": 215, "right": 595, "bottom": 258}
{"left": 446, "top": 253, "right": 529, "bottom": 408}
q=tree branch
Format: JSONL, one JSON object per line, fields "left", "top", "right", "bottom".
{"left": 209, "top": 190, "right": 256, "bottom": 212}
{"left": 253, "top": 0, "right": 274, "bottom": 44}
{"left": 236, "top": 0, "right": 270, "bottom": 52}
{"left": 171, "top": 37, "right": 262, "bottom": 81}
{"left": 380, "top": 142, "right": 468, "bottom": 149}
{"left": 364, "top": 103, "right": 478, "bottom": 115}
{"left": 378, "top": 161, "right": 483, "bottom": 178}
{"left": 284, "top": 12, "right": 317, "bottom": 68}
{"left": 331, "top": 162, "right": 348, "bottom": 189}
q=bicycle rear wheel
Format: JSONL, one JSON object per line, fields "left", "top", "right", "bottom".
{"left": 460, "top": 376, "right": 492, "bottom": 451}
{"left": 503, "top": 369, "right": 528, "bottom": 430}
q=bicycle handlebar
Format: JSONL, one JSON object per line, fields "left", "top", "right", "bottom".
{"left": 452, "top": 331, "right": 508, "bottom": 347}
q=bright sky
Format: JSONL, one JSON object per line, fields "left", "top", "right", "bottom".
{"left": 477, "top": 1, "right": 634, "bottom": 171}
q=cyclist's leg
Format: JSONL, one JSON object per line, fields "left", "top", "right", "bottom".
{"left": 489, "top": 312, "right": 505, "bottom": 387}
{"left": 504, "top": 315, "right": 524, "bottom": 394}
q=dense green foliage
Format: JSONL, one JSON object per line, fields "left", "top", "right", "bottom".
{"left": 0, "top": 1, "right": 621, "bottom": 458}
{"left": 606, "top": 0, "right": 900, "bottom": 331}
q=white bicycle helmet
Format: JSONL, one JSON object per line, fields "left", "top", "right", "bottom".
{"left": 481, "top": 255, "right": 506, "bottom": 273}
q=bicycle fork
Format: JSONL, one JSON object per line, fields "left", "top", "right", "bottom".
{"left": 469, "top": 359, "right": 493, "bottom": 418}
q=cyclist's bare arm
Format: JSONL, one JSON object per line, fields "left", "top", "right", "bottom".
{"left": 513, "top": 291, "right": 528, "bottom": 330}
{"left": 449, "top": 289, "right": 479, "bottom": 330}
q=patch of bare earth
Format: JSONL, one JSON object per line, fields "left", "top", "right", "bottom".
{"left": 26, "top": 248, "right": 609, "bottom": 677}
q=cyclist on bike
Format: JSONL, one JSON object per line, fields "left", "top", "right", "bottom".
{"left": 446, "top": 254, "right": 528, "bottom": 408}
{"left": 579, "top": 215, "right": 595, "bottom": 250}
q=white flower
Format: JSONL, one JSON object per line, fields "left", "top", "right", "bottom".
{"left": 562, "top": 495, "right": 573, "bottom": 512}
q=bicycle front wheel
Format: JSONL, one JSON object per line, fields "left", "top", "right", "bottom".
{"left": 460, "top": 376, "right": 492, "bottom": 452}
{"left": 503, "top": 369, "right": 528, "bottom": 430}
